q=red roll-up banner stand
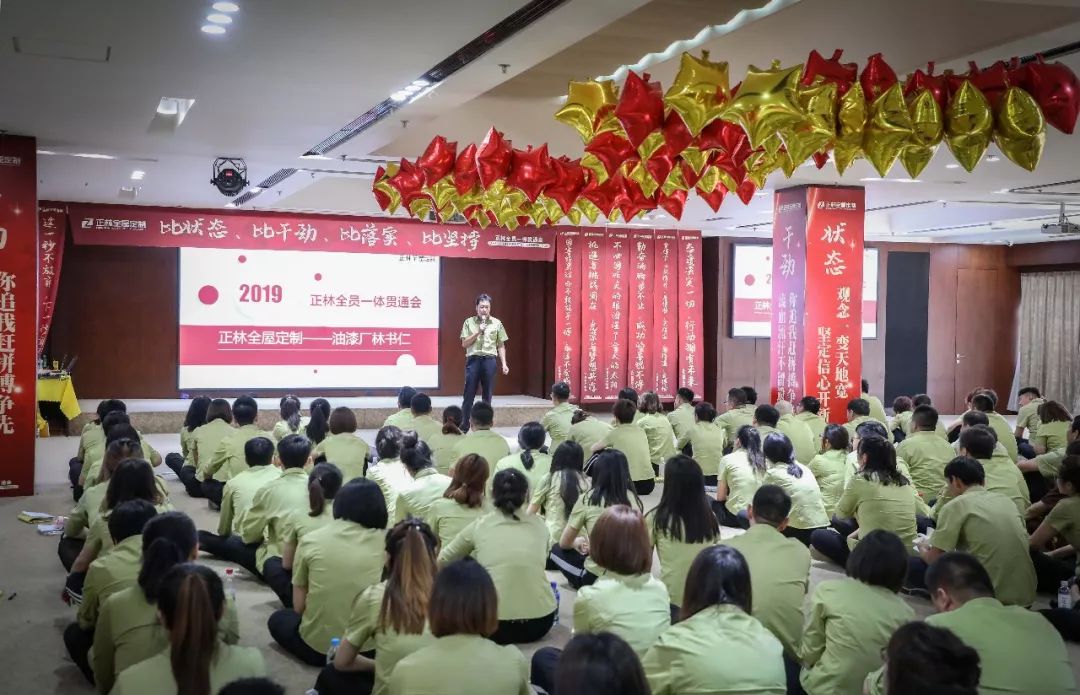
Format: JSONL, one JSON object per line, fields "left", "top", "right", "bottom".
{"left": 771, "top": 189, "right": 809, "bottom": 405}
{"left": 554, "top": 230, "right": 583, "bottom": 401}
{"left": 37, "top": 204, "right": 66, "bottom": 355}
{"left": 0, "top": 135, "right": 38, "bottom": 496}
{"left": 677, "top": 230, "right": 703, "bottom": 395}
{"left": 580, "top": 229, "right": 607, "bottom": 403}
{"left": 602, "top": 229, "right": 630, "bottom": 400}
{"left": 627, "top": 230, "right": 654, "bottom": 394}
{"left": 652, "top": 229, "right": 679, "bottom": 400}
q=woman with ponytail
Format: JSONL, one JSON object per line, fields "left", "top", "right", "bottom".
{"left": 92, "top": 512, "right": 241, "bottom": 694}
{"left": 427, "top": 453, "right": 490, "bottom": 548}
{"left": 439, "top": 468, "right": 556, "bottom": 645}
{"left": 528, "top": 441, "right": 588, "bottom": 546}
{"left": 313, "top": 407, "right": 370, "bottom": 481}
{"left": 395, "top": 440, "right": 452, "bottom": 523}
{"left": 428, "top": 406, "right": 465, "bottom": 475}
{"left": 272, "top": 395, "right": 307, "bottom": 443}
{"left": 715, "top": 425, "right": 767, "bottom": 529}
{"left": 315, "top": 519, "right": 439, "bottom": 695}
{"left": 305, "top": 398, "right": 332, "bottom": 445}
{"left": 167, "top": 397, "right": 212, "bottom": 477}
{"left": 762, "top": 432, "right": 829, "bottom": 546}
{"left": 264, "top": 463, "right": 343, "bottom": 608}
{"left": 493, "top": 421, "right": 551, "bottom": 494}
{"left": 110, "top": 563, "right": 264, "bottom": 695}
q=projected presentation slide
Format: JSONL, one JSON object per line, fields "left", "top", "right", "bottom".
{"left": 178, "top": 248, "right": 440, "bottom": 389}
{"left": 731, "top": 245, "right": 878, "bottom": 338}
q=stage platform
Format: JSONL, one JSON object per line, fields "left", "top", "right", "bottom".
{"left": 72, "top": 395, "right": 554, "bottom": 434}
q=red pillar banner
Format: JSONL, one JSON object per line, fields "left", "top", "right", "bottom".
{"left": 579, "top": 229, "right": 606, "bottom": 403}
{"left": 554, "top": 230, "right": 582, "bottom": 400}
{"left": 37, "top": 204, "right": 66, "bottom": 356}
{"left": 627, "top": 230, "right": 654, "bottom": 394}
{"left": 771, "top": 188, "right": 809, "bottom": 405}
{"left": 652, "top": 230, "right": 678, "bottom": 400}
{"left": 602, "top": 229, "right": 629, "bottom": 400}
{"left": 804, "top": 186, "right": 864, "bottom": 423}
{"left": 0, "top": 135, "right": 38, "bottom": 496}
{"left": 677, "top": 230, "right": 703, "bottom": 395}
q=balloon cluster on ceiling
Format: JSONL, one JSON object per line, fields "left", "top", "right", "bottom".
{"left": 372, "top": 50, "right": 1079, "bottom": 229}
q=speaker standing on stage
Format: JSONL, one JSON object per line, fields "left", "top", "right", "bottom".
{"left": 460, "top": 294, "right": 509, "bottom": 431}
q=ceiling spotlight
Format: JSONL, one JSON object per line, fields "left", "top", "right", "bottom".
{"left": 207, "top": 13, "right": 233, "bottom": 24}
{"left": 211, "top": 157, "right": 248, "bottom": 197}
{"left": 130, "top": 170, "right": 145, "bottom": 181}
{"left": 945, "top": 163, "right": 961, "bottom": 169}
{"left": 201, "top": 24, "right": 226, "bottom": 34}
{"left": 212, "top": 2, "right": 240, "bottom": 11}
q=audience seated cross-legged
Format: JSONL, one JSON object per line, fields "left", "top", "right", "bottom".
{"left": 877, "top": 622, "right": 981, "bottom": 695}
{"left": 312, "top": 407, "right": 369, "bottom": 481}
{"left": 427, "top": 406, "right": 466, "bottom": 475}
{"left": 715, "top": 388, "right": 755, "bottom": 445}
{"left": 1020, "top": 413, "right": 1080, "bottom": 503}
{"left": 775, "top": 400, "right": 818, "bottom": 466}
{"left": 451, "top": 402, "right": 511, "bottom": 474}
{"left": 165, "top": 396, "right": 211, "bottom": 480}
{"left": 714, "top": 424, "right": 766, "bottom": 529}
{"left": 567, "top": 407, "right": 613, "bottom": 454}
{"left": 180, "top": 398, "right": 236, "bottom": 500}
{"left": 541, "top": 382, "right": 575, "bottom": 453}
{"left": 203, "top": 397, "right": 272, "bottom": 506}
{"left": 493, "top": 422, "right": 551, "bottom": 495}
{"left": 438, "top": 468, "right": 556, "bottom": 645}
{"left": 595, "top": 399, "right": 655, "bottom": 496}
{"left": 395, "top": 439, "right": 452, "bottom": 523}
{"left": 272, "top": 395, "right": 308, "bottom": 443}
{"left": 1030, "top": 455, "right": 1080, "bottom": 596}
{"left": 794, "top": 396, "right": 827, "bottom": 442}
{"left": 678, "top": 402, "right": 726, "bottom": 487}
{"left": 553, "top": 632, "right": 650, "bottom": 695}
{"left": 638, "top": 391, "right": 677, "bottom": 476}
{"left": 895, "top": 405, "right": 953, "bottom": 504}
{"left": 528, "top": 441, "right": 588, "bottom": 550}
{"left": 315, "top": 519, "right": 439, "bottom": 695}
{"left": 268, "top": 478, "right": 388, "bottom": 666}
{"left": 383, "top": 386, "right": 418, "bottom": 431}
{"left": 386, "top": 559, "right": 531, "bottom": 695}
{"left": 888, "top": 396, "right": 913, "bottom": 443}
{"left": 367, "top": 426, "right": 412, "bottom": 520}
{"left": 806, "top": 424, "right": 849, "bottom": 519}
{"left": 667, "top": 387, "right": 697, "bottom": 448}
{"left": 427, "top": 453, "right": 490, "bottom": 548}
{"left": 761, "top": 432, "right": 829, "bottom": 546}
{"left": 304, "top": 398, "right": 332, "bottom": 446}
{"left": 71, "top": 399, "right": 128, "bottom": 501}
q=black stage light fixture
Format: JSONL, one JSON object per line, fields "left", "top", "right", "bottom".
{"left": 211, "top": 157, "right": 248, "bottom": 197}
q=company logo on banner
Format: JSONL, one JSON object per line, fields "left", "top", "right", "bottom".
{"left": 0, "top": 135, "right": 37, "bottom": 496}
{"left": 37, "top": 204, "right": 66, "bottom": 355}
{"left": 67, "top": 203, "right": 557, "bottom": 262}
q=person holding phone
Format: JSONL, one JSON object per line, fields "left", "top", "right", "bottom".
{"left": 460, "top": 293, "right": 509, "bottom": 432}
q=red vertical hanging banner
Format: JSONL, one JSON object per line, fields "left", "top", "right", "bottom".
{"left": 0, "top": 135, "right": 38, "bottom": 496}
{"left": 627, "top": 229, "right": 654, "bottom": 394}
{"left": 579, "top": 229, "right": 606, "bottom": 403}
{"left": 602, "top": 229, "right": 629, "bottom": 401}
{"left": 652, "top": 229, "right": 678, "bottom": 400}
{"left": 804, "top": 186, "right": 864, "bottom": 423}
{"left": 677, "top": 230, "right": 703, "bottom": 396}
{"left": 37, "top": 204, "right": 66, "bottom": 356}
{"left": 771, "top": 188, "right": 809, "bottom": 405}
{"left": 554, "top": 230, "right": 582, "bottom": 400}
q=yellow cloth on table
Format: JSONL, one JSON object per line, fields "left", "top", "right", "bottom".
{"left": 37, "top": 377, "right": 81, "bottom": 419}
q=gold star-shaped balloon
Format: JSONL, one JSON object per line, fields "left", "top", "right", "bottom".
{"left": 781, "top": 81, "right": 838, "bottom": 169}
{"left": 719, "top": 61, "right": 807, "bottom": 150}
{"left": 664, "top": 51, "right": 730, "bottom": 136}
{"left": 834, "top": 82, "right": 867, "bottom": 174}
{"left": 946, "top": 81, "right": 993, "bottom": 172}
{"left": 556, "top": 80, "right": 619, "bottom": 144}
{"left": 863, "top": 83, "right": 914, "bottom": 177}
{"left": 900, "top": 88, "right": 943, "bottom": 178}
{"left": 993, "top": 86, "right": 1045, "bottom": 172}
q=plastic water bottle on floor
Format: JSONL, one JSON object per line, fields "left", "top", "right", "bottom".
{"left": 551, "top": 581, "right": 560, "bottom": 626}
{"left": 327, "top": 637, "right": 341, "bottom": 665}
{"left": 224, "top": 568, "right": 236, "bottom": 602}
{"left": 1059, "top": 581, "right": 1073, "bottom": 610}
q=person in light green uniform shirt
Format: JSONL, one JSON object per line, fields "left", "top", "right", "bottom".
{"left": 323, "top": 520, "right": 440, "bottom": 695}
{"left": 63, "top": 437, "right": 144, "bottom": 564}
{"left": 429, "top": 453, "right": 490, "bottom": 549}
{"left": 888, "top": 396, "right": 913, "bottom": 440}
{"left": 807, "top": 424, "right": 850, "bottom": 517}
{"left": 721, "top": 485, "right": 811, "bottom": 659}
{"left": 1030, "top": 456, "right": 1080, "bottom": 593}
{"left": 384, "top": 386, "right": 418, "bottom": 432}
{"left": 761, "top": 432, "right": 829, "bottom": 545}
{"left": 450, "top": 402, "right": 511, "bottom": 483}
{"left": 936, "top": 424, "right": 1030, "bottom": 517}
{"left": 387, "top": 559, "right": 530, "bottom": 695}
{"left": 667, "top": 387, "right": 697, "bottom": 448}
{"left": 190, "top": 407, "right": 236, "bottom": 482}
{"left": 646, "top": 456, "right": 720, "bottom": 609}
{"left": 568, "top": 409, "right": 612, "bottom": 454}
{"left": 799, "top": 530, "right": 915, "bottom": 695}
{"left": 971, "top": 392, "right": 1019, "bottom": 461}
{"left": 679, "top": 402, "right": 727, "bottom": 482}
{"left": 269, "top": 479, "right": 388, "bottom": 666}
{"left": 845, "top": 398, "right": 893, "bottom": 443}
{"left": 369, "top": 426, "right": 415, "bottom": 521}
{"left": 239, "top": 435, "right": 312, "bottom": 576}
{"left": 406, "top": 392, "right": 442, "bottom": 444}
{"left": 860, "top": 379, "right": 889, "bottom": 425}
{"left": 597, "top": 399, "right": 655, "bottom": 495}
{"left": 715, "top": 388, "right": 755, "bottom": 444}
{"left": 715, "top": 425, "right": 767, "bottom": 528}
{"left": 427, "top": 406, "right": 466, "bottom": 475}
{"left": 796, "top": 396, "right": 828, "bottom": 443}
{"left": 914, "top": 456, "right": 1037, "bottom": 607}
{"left": 528, "top": 441, "right": 588, "bottom": 546}
{"left": 895, "top": 405, "right": 953, "bottom": 500}
{"left": 272, "top": 394, "right": 309, "bottom": 442}
{"left": 205, "top": 396, "right": 271, "bottom": 496}
{"left": 439, "top": 469, "right": 555, "bottom": 644}
{"left": 1032, "top": 400, "right": 1073, "bottom": 455}
{"left": 775, "top": 400, "right": 818, "bottom": 465}
{"left": 1015, "top": 387, "right": 1046, "bottom": 441}
{"left": 642, "top": 545, "right": 787, "bottom": 695}
{"left": 396, "top": 441, "right": 453, "bottom": 523}
{"left": 216, "top": 437, "right": 280, "bottom": 537}
{"left": 77, "top": 501, "right": 157, "bottom": 631}
{"left": 493, "top": 422, "right": 551, "bottom": 495}
{"left": 109, "top": 564, "right": 265, "bottom": 695}
{"left": 636, "top": 391, "right": 676, "bottom": 472}
{"left": 541, "top": 382, "right": 575, "bottom": 452}
{"left": 312, "top": 407, "right": 369, "bottom": 481}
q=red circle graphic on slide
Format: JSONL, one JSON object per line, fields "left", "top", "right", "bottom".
{"left": 198, "top": 285, "right": 219, "bottom": 305}
{"left": 314, "top": 273, "right": 323, "bottom": 281}
{"left": 238, "top": 255, "right": 247, "bottom": 263}
{"left": 744, "top": 274, "right": 755, "bottom": 286}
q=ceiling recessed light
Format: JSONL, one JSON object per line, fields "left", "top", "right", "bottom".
{"left": 249, "top": 186, "right": 264, "bottom": 194}
{"left": 72, "top": 152, "right": 116, "bottom": 160}
{"left": 201, "top": 24, "right": 226, "bottom": 34}
{"left": 390, "top": 91, "right": 409, "bottom": 102}
{"left": 411, "top": 79, "right": 430, "bottom": 88}
{"left": 224, "top": 202, "right": 236, "bottom": 208}
{"left": 985, "top": 154, "right": 1000, "bottom": 163}
{"left": 995, "top": 188, "right": 1012, "bottom": 194}
{"left": 130, "top": 170, "right": 145, "bottom": 181}
{"left": 212, "top": 2, "right": 240, "bottom": 12}
{"left": 894, "top": 178, "right": 921, "bottom": 183}
{"left": 945, "top": 163, "right": 961, "bottom": 169}
{"left": 207, "top": 13, "right": 233, "bottom": 24}
{"left": 859, "top": 177, "right": 884, "bottom": 182}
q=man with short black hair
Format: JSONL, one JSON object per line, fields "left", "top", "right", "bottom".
{"left": 741, "top": 386, "right": 759, "bottom": 405}
{"left": 896, "top": 406, "right": 954, "bottom": 500}
{"left": 383, "top": 386, "right": 418, "bottom": 431}
{"left": 215, "top": 437, "right": 280, "bottom": 541}
{"left": 668, "top": 387, "right": 697, "bottom": 446}
{"left": 752, "top": 403, "right": 780, "bottom": 438}
{"left": 409, "top": 392, "right": 441, "bottom": 443}
{"left": 860, "top": 378, "right": 889, "bottom": 425}
{"left": 1015, "top": 386, "right": 1045, "bottom": 444}
{"left": 844, "top": 398, "right": 892, "bottom": 443}
{"left": 460, "top": 293, "right": 509, "bottom": 432}
{"left": 795, "top": 396, "right": 827, "bottom": 442}
{"left": 775, "top": 400, "right": 816, "bottom": 465}
{"left": 452, "top": 401, "right": 510, "bottom": 472}
{"left": 934, "top": 425, "right": 1029, "bottom": 516}
{"left": 204, "top": 396, "right": 272, "bottom": 506}
{"left": 716, "top": 387, "right": 755, "bottom": 444}
{"left": 971, "top": 393, "right": 1019, "bottom": 462}
{"left": 542, "top": 382, "right": 575, "bottom": 452}
{"left": 617, "top": 387, "right": 644, "bottom": 424}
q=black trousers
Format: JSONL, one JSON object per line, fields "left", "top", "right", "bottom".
{"left": 892, "top": 428, "right": 907, "bottom": 444}
{"left": 69, "top": 457, "right": 83, "bottom": 502}
{"left": 63, "top": 622, "right": 95, "bottom": 684}
{"left": 170, "top": 454, "right": 207, "bottom": 498}
{"left": 268, "top": 608, "right": 327, "bottom": 667}
{"left": 784, "top": 654, "right": 807, "bottom": 695}
{"left": 810, "top": 528, "right": 851, "bottom": 567}
{"left": 916, "top": 514, "right": 936, "bottom": 534}
{"left": 1019, "top": 439, "right": 1037, "bottom": 460}
{"left": 782, "top": 526, "right": 823, "bottom": 547}
{"left": 711, "top": 499, "right": 750, "bottom": 530}
{"left": 703, "top": 474, "right": 718, "bottom": 487}
{"left": 1032, "top": 550, "right": 1076, "bottom": 594}
{"left": 1025, "top": 471, "right": 1051, "bottom": 508}
{"left": 633, "top": 479, "right": 656, "bottom": 496}
{"left": 198, "top": 531, "right": 262, "bottom": 578}
{"left": 164, "top": 452, "right": 184, "bottom": 475}
{"left": 203, "top": 479, "right": 225, "bottom": 506}
{"left": 530, "top": 646, "right": 561, "bottom": 694}
{"left": 66, "top": 571, "right": 87, "bottom": 605}
{"left": 462, "top": 354, "right": 497, "bottom": 431}
{"left": 548, "top": 545, "right": 598, "bottom": 590}
{"left": 491, "top": 612, "right": 556, "bottom": 646}
{"left": 1042, "top": 608, "right": 1080, "bottom": 642}
{"left": 58, "top": 536, "right": 84, "bottom": 573}
{"left": 314, "top": 664, "right": 376, "bottom": 695}
{"left": 263, "top": 556, "right": 293, "bottom": 607}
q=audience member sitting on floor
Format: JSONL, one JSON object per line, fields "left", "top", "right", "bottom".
{"left": 265, "top": 462, "right": 343, "bottom": 607}
{"left": 272, "top": 395, "right": 308, "bottom": 443}
{"left": 638, "top": 391, "right": 677, "bottom": 476}
{"left": 715, "top": 388, "right": 754, "bottom": 444}
{"left": 844, "top": 397, "right": 893, "bottom": 443}
{"left": 493, "top": 421, "right": 551, "bottom": 494}
{"left": 180, "top": 398, "right": 235, "bottom": 500}
{"left": 204, "top": 397, "right": 272, "bottom": 505}
{"left": 531, "top": 504, "right": 670, "bottom": 693}
{"left": 405, "top": 392, "right": 440, "bottom": 444}
{"left": 568, "top": 407, "right": 612, "bottom": 454}
{"left": 383, "top": 386, "right": 418, "bottom": 431}
{"left": 528, "top": 441, "right": 587, "bottom": 548}
{"left": 1019, "top": 416, "right": 1080, "bottom": 502}
{"left": 596, "top": 398, "right": 655, "bottom": 496}
{"left": 387, "top": 559, "right": 531, "bottom": 695}
{"left": 761, "top": 432, "right": 829, "bottom": 546}
{"left": 945, "top": 424, "right": 1030, "bottom": 517}
{"left": 1015, "top": 386, "right": 1046, "bottom": 457}
{"left": 776, "top": 400, "right": 817, "bottom": 466}
{"left": 641, "top": 545, "right": 787, "bottom": 695}
{"left": 861, "top": 379, "right": 889, "bottom": 426}
{"left": 220, "top": 678, "right": 285, "bottom": 695}
{"left": 305, "top": 398, "right": 331, "bottom": 445}
{"left": 971, "top": 391, "right": 1019, "bottom": 462}
{"left": 451, "top": 402, "right": 511, "bottom": 478}
{"left": 554, "top": 632, "right": 650, "bottom": 695}
{"left": 439, "top": 468, "right": 556, "bottom": 645}
{"left": 315, "top": 519, "right": 439, "bottom": 695}
{"left": 312, "top": 407, "right": 369, "bottom": 481}
{"left": 1032, "top": 400, "right": 1074, "bottom": 455}
{"left": 541, "top": 381, "right": 575, "bottom": 453}
{"left": 71, "top": 399, "right": 128, "bottom": 499}
{"left": 878, "top": 622, "right": 981, "bottom": 695}
{"left": 166, "top": 396, "right": 211, "bottom": 480}
{"left": 368, "top": 425, "right": 413, "bottom": 521}
{"left": 752, "top": 403, "right": 780, "bottom": 439}
{"left": 807, "top": 424, "right": 849, "bottom": 519}
{"left": 667, "top": 387, "right": 697, "bottom": 447}
{"left": 896, "top": 405, "right": 953, "bottom": 502}
{"left": 647, "top": 455, "right": 720, "bottom": 613}
{"left": 889, "top": 396, "right": 913, "bottom": 443}
{"left": 678, "top": 402, "right": 726, "bottom": 487}
{"left": 395, "top": 440, "right": 452, "bottom": 523}
{"left": 109, "top": 563, "right": 266, "bottom": 694}
{"left": 427, "top": 453, "right": 490, "bottom": 549}
{"left": 798, "top": 530, "right": 915, "bottom": 695}
{"left": 80, "top": 410, "right": 163, "bottom": 492}
{"left": 795, "top": 396, "right": 827, "bottom": 442}
{"left": 552, "top": 449, "right": 641, "bottom": 589}
{"left": 63, "top": 499, "right": 159, "bottom": 684}
{"left": 1029, "top": 455, "right": 1080, "bottom": 594}
{"left": 714, "top": 424, "right": 766, "bottom": 530}
{"left": 269, "top": 478, "right": 388, "bottom": 666}
{"left": 92, "top": 511, "right": 241, "bottom": 695}
{"left": 428, "top": 406, "right": 466, "bottom": 475}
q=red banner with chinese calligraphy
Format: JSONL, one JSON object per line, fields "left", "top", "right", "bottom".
{"left": 626, "top": 230, "right": 654, "bottom": 394}
{"left": 770, "top": 189, "right": 808, "bottom": 405}
{"left": 677, "top": 230, "right": 703, "bottom": 396}
{"left": 602, "top": 229, "right": 630, "bottom": 401}
{"left": 554, "top": 229, "right": 582, "bottom": 400}
{"left": 804, "top": 186, "right": 864, "bottom": 424}
{"left": 652, "top": 230, "right": 679, "bottom": 400}
{"left": 37, "top": 204, "right": 66, "bottom": 356}
{"left": 66, "top": 203, "right": 557, "bottom": 262}
{"left": 579, "top": 229, "right": 606, "bottom": 402}
{"left": 0, "top": 135, "right": 37, "bottom": 497}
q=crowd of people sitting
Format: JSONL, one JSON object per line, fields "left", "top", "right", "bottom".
{"left": 51, "top": 380, "right": 1080, "bottom": 694}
